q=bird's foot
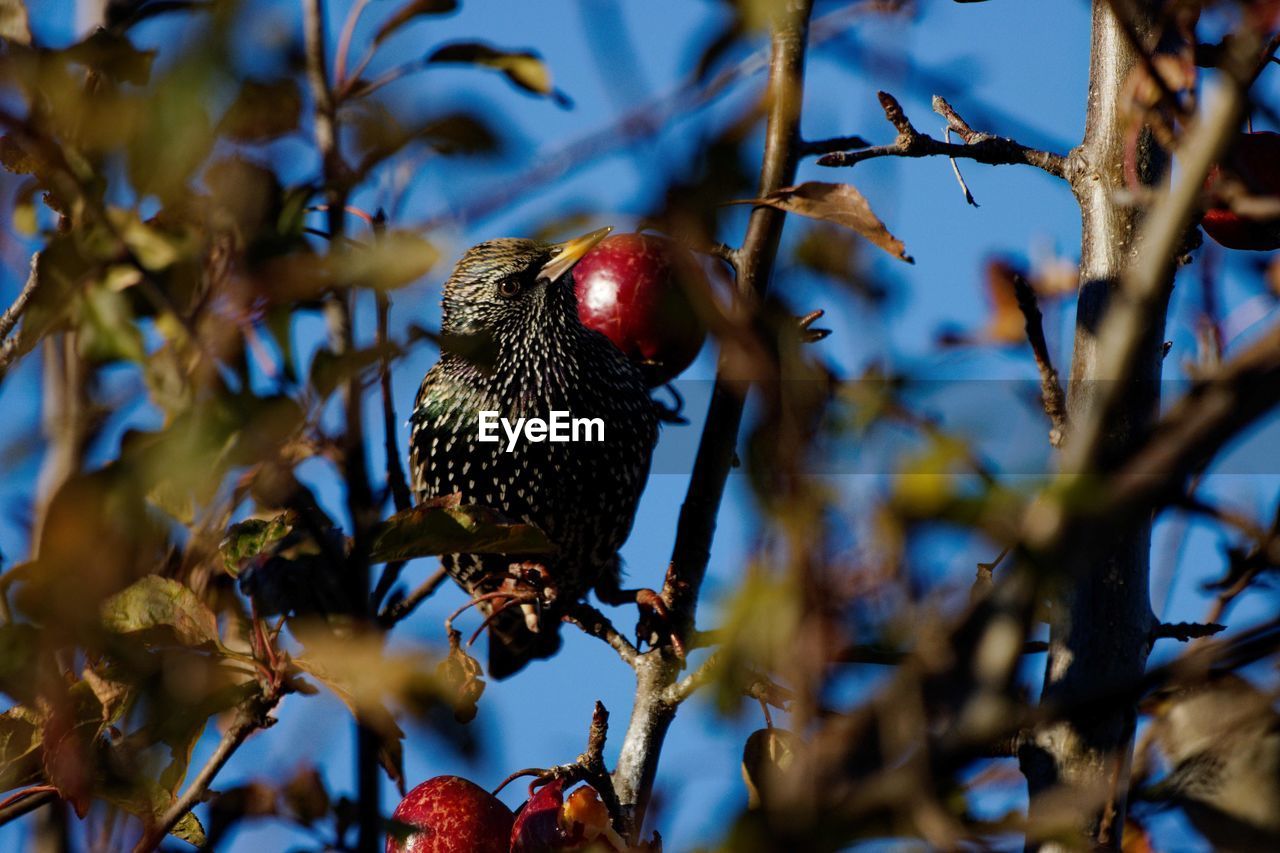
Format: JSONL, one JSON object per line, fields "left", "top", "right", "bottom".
{"left": 499, "top": 562, "right": 558, "bottom": 634}
{"left": 597, "top": 584, "right": 685, "bottom": 659}
{"left": 445, "top": 562, "right": 558, "bottom": 645}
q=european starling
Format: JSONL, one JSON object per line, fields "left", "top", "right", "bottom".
{"left": 409, "top": 228, "right": 659, "bottom": 678}
{"left": 1139, "top": 675, "right": 1280, "bottom": 852}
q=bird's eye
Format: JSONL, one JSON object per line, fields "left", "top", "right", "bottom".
{"left": 497, "top": 279, "right": 521, "bottom": 299}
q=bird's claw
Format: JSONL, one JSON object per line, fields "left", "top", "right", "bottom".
{"left": 634, "top": 588, "right": 685, "bottom": 660}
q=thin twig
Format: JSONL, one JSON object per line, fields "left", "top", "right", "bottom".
{"left": 817, "top": 91, "right": 1067, "bottom": 178}
{"left": 1011, "top": 272, "right": 1069, "bottom": 447}
{"left": 800, "top": 134, "right": 871, "bottom": 156}
{"left": 134, "top": 694, "right": 278, "bottom": 851}
{"left": 333, "top": 0, "right": 371, "bottom": 88}
{"left": 377, "top": 566, "right": 449, "bottom": 628}
{"left": 563, "top": 602, "right": 639, "bottom": 668}
{"left": 0, "top": 787, "right": 57, "bottom": 827}
{"left": 943, "top": 127, "right": 978, "bottom": 206}
{"left": 1149, "top": 621, "right": 1225, "bottom": 643}
{"left": 0, "top": 252, "right": 39, "bottom": 343}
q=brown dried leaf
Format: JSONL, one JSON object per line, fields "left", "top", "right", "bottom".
{"left": 733, "top": 182, "right": 913, "bottom": 263}
{"left": 436, "top": 629, "right": 485, "bottom": 724}
{"left": 374, "top": 0, "right": 457, "bottom": 45}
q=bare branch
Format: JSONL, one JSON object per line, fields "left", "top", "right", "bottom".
{"left": 0, "top": 788, "right": 57, "bottom": 828}
{"left": 1011, "top": 272, "right": 1069, "bottom": 447}
{"left": 563, "top": 602, "right": 639, "bottom": 668}
{"left": 817, "top": 91, "right": 1067, "bottom": 178}
{"left": 1149, "top": 621, "right": 1225, "bottom": 643}
{"left": 377, "top": 566, "right": 449, "bottom": 628}
{"left": 800, "top": 134, "right": 871, "bottom": 156}
{"left": 134, "top": 691, "right": 279, "bottom": 852}
{"left": 0, "top": 252, "right": 39, "bottom": 344}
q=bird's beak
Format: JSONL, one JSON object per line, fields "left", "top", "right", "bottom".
{"left": 537, "top": 226, "right": 612, "bottom": 283}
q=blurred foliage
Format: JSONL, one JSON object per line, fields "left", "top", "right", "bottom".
{"left": 0, "top": 0, "right": 1278, "bottom": 851}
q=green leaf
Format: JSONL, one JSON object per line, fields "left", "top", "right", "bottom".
{"left": 427, "top": 42, "right": 570, "bottom": 106}
{"left": 0, "top": 624, "right": 41, "bottom": 705}
{"left": 369, "top": 503, "right": 554, "bottom": 563}
{"left": 101, "top": 777, "right": 207, "bottom": 847}
{"left": 219, "top": 78, "right": 302, "bottom": 142}
{"left": 220, "top": 514, "right": 294, "bottom": 576}
{"left": 110, "top": 209, "right": 186, "bottom": 271}
{"left": 308, "top": 341, "right": 398, "bottom": 399}
{"left": 77, "top": 283, "right": 147, "bottom": 364}
{"left": 0, "top": 706, "right": 43, "bottom": 792}
{"left": 333, "top": 230, "right": 438, "bottom": 291}
{"left": 374, "top": 0, "right": 458, "bottom": 46}
{"left": 101, "top": 576, "right": 220, "bottom": 649}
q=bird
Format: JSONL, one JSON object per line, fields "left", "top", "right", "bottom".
{"left": 409, "top": 228, "right": 660, "bottom": 678}
{"left": 1138, "top": 674, "right": 1280, "bottom": 853}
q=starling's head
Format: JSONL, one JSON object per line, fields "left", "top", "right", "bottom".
{"left": 440, "top": 228, "right": 611, "bottom": 345}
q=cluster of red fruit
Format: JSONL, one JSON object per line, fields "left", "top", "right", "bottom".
{"left": 387, "top": 775, "right": 652, "bottom": 853}
{"left": 1202, "top": 131, "right": 1280, "bottom": 251}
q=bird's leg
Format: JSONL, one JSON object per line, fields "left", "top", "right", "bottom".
{"left": 502, "top": 561, "right": 557, "bottom": 633}
{"left": 595, "top": 567, "right": 685, "bottom": 659}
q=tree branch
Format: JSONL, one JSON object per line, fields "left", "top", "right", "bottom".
{"left": 376, "top": 566, "right": 449, "bottom": 628}
{"left": 563, "top": 602, "right": 639, "bottom": 668}
{"left": 816, "top": 91, "right": 1067, "bottom": 178}
{"left": 1011, "top": 272, "right": 1069, "bottom": 447}
{"left": 134, "top": 691, "right": 279, "bottom": 852}
{"left": 610, "top": 2, "right": 815, "bottom": 840}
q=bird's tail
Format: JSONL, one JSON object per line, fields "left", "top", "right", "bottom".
{"left": 483, "top": 601, "right": 563, "bottom": 679}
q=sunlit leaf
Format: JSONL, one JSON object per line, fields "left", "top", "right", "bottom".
{"left": 369, "top": 503, "right": 554, "bottom": 563}
{"left": 333, "top": 230, "right": 438, "bottom": 291}
{"left": 427, "top": 42, "right": 570, "bottom": 106}
{"left": 731, "top": 182, "right": 913, "bottom": 263}
{"left": 0, "top": 0, "right": 31, "bottom": 46}
{"left": 101, "top": 777, "right": 207, "bottom": 846}
{"left": 292, "top": 631, "right": 461, "bottom": 790}
{"left": 374, "top": 0, "right": 458, "bottom": 46}
{"left": 220, "top": 514, "right": 295, "bottom": 576}
{"left": 101, "top": 576, "right": 220, "bottom": 649}
{"left": 77, "top": 283, "right": 146, "bottom": 364}
{"left": 219, "top": 78, "right": 302, "bottom": 142}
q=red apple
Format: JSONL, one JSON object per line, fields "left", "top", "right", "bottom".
{"left": 573, "top": 232, "right": 708, "bottom": 387}
{"left": 1202, "top": 131, "right": 1280, "bottom": 251}
{"left": 386, "top": 775, "right": 514, "bottom": 853}
{"left": 510, "top": 779, "right": 632, "bottom": 852}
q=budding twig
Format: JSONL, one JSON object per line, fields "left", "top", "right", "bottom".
{"left": 817, "top": 91, "right": 1067, "bottom": 179}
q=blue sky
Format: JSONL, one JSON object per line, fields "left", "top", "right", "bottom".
{"left": 2, "top": 1, "right": 1279, "bottom": 849}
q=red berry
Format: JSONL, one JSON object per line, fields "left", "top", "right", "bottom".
{"left": 387, "top": 776, "right": 514, "bottom": 853}
{"left": 1202, "top": 131, "right": 1280, "bottom": 251}
{"left": 573, "top": 233, "right": 708, "bottom": 387}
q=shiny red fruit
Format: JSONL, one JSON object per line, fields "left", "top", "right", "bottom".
{"left": 573, "top": 233, "right": 708, "bottom": 387}
{"left": 386, "top": 776, "right": 514, "bottom": 853}
{"left": 1202, "top": 131, "right": 1280, "bottom": 251}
